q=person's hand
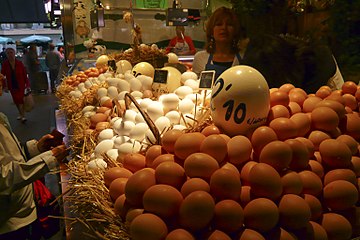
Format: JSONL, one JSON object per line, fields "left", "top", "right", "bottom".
{"left": 51, "top": 145, "right": 70, "bottom": 163}
{"left": 37, "top": 134, "right": 56, "bottom": 152}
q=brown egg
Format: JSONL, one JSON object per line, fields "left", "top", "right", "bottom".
{"left": 145, "top": 145, "right": 166, "bottom": 167}
{"left": 308, "top": 160, "right": 324, "bottom": 178}
{"left": 289, "top": 89, "right": 307, "bottom": 107}
{"left": 113, "top": 194, "right": 127, "bottom": 216}
{"left": 240, "top": 161, "right": 258, "bottom": 186}
{"left": 249, "top": 163, "right": 282, "bottom": 200}
{"left": 239, "top": 229, "right": 265, "bottom": 240}
{"left": 125, "top": 168, "right": 156, "bottom": 207}
{"left": 342, "top": 93, "right": 358, "bottom": 110}
{"left": 143, "top": 184, "right": 183, "bottom": 218}
{"left": 259, "top": 140, "right": 292, "bottom": 171}
{"left": 325, "top": 93, "right": 346, "bottom": 105}
{"left": 281, "top": 170, "right": 303, "bottom": 195}
{"left": 161, "top": 129, "right": 184, "bottom": 153}
{"left": 219, "top": 134, "right": 231, "bottom": 144}
{"left": 90, "top": 113, "right": 108, "bottom": 128}
{"left": 306, "top": 221, "right": 328, "bottom": 240}
{"left": 316, "top": 88, "right": 331, "bottom": 99}
{"left": 180, "top": 178, "right": 210, "bottom": 198}
{"left": 96, "top": 106, "right": 111, "bottom": 114}
{"left": 299, "top": 170, "right": 323, "bottom": 197}
{"left": 321, "top": 213, "right": 352, "bottom": 240}
{"left": 278, "top": 194, "right": 311, "bottom": 230}
{"left": 130, "top": 213, "right": 168, "bottom": 240}
{"left": 174, "top": 132, "right": 206, "bottom": 160}
{"left": 268, "top": 105, "right": 290, "bottom": 121}
{"left": 352, "top": 156, "right": 360, "bottom": 176}
{"left": 201, "top": 125, "right": 221, "bottom": 136}
{"left": 290, "top": 113, "right": 311, "bottom": 137}
{"left": 214, "top": 199, "right": 244, "bottom": 233}
{"left": 285, "top": 139, "right": 310, "bottom": 171}
{"left": 125, "top": 208, "right": 144, "bottom": 224}
{"left": 270, "top": 90, "right": 290, "bottom": 107}
{"left": 304, "top": 194, "right": 323, "bottom": 221}
{"left": 344, "top": 113, "right": 360, "bottom": 140}
{"left": 243, "top": 198, "right": 279, "bottom": 232}
{"left": 155, "top": 161, "right": 186, "bottom": 189}
{"left": 315, "top": 99, "right": 346, "bottom": 119}
{"left": 123, "top": 153, "right": 146, "bottom": 173}
{"left": 210, "top": 168, "right": 242, "bottom": 201}
{"left": 165, "top": 229, "right": 195, "bottom": 240}
{"left": 356, "top": 88, "right": 360, "bottom": 101}
{"left": 109, "top": 177, "right": 128, "bottom": 202}
{"left": 184, "top": 153, "right": 219, "bottom": 181}
{"left": 296, "top": 137, "right": 315, "bottom": 158}
{"left": 269, "top": 117, "right": 298, "bottom": 141}
{"left": 342, "top": 81, "right": 358, "bottom": 95}
{"left": 251, "top": 126, "right": 278, "bottom": 154}
{"left": 308, "top": 130, "right": 331, "bottom": 151}
{"left": 101, "top": 99, "right": 113, "bottom": 108}
{"left": 227, "top": 135, "right": 252, "bottom": 165}
{"left": 200, "top": 134, "right": 228, "bottom": 164}
{"left": 302, "top": 96, "right": 323, "bottom": 112}
{"left": 311, "top": 106, "right": 339, "bottom": 132}
{"left": 95, "top": 121, "right": 110, "bottom": 132}
{"left": 179, "top": 191, "right": 215, "bottom": 231}
{"left": 279, "top": 228, "right": 297, "bottom": 240}
{"left": 288, "top": 101, "right": 302, "bottom": 115}
{"left": 240, "top": 186, "right": 252, "bottom": 208}
{"left": 151, "top": 154, "right": 175, "bottom": 169}
{"left": 319, "top": 139, "right": 352, "bottom": 169}
{"left": 323, "top": 180, "right": 359, "bottom": 211}
{"left": 207, "top": 230, "right": 231, "bottom": 240}
{"left": 104, "top": 167, "right": 133, "bottom": 187}
{"left": 279, "top": 83, "right": 295, "bottom": 93}
{"left": 221, "top": 162, "right": 240, "bottom": 177}
{"left": 324, "top": 169, "right": 357, "bottom": 186}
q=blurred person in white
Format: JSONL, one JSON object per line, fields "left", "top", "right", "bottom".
{"left": 0, "top": 112, "right": 69, "bottom": 240}
{"left": 45, "top": 43, "right": 61, "bottom": 93}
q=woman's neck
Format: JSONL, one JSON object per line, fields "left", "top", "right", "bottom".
{"left": 213, "top": 43, "right": 235, "bottom": 62}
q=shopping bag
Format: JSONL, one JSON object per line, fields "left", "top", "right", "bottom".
{"left": 33, "top": 180, "right": 61, "bottom": 239}
{"left": 24, "top": 88, "right": 34, "bottom": 112}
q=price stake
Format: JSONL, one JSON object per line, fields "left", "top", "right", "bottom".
{"left": 199, "top": 70, "right": 215, "bottom": 89}
{"left": 108, "top": 60, "right": 117, "bottom": 72}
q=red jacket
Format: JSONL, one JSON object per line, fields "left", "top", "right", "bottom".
{"left": 1, "top": 59, "right": 30, "bottom": 91}
{"left": 166, "top": 36, "right": 196, "bottom": 55}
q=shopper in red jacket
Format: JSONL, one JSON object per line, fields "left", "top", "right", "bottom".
{"left": 166, "top": 26, "right": 196, "bottom": 56}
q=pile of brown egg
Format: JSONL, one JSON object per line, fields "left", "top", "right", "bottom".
{"left": 104, "top": 81, "right": 360, "bottom": 240}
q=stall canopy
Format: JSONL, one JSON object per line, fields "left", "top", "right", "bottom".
{"left": 20, "top": 35, "right": 52, "bottom": 46}
{"left": 0, "top": 0, "right": 49, "bottom": 23}
{"left": 0, "top": 37, "right": 14, "bottom": 44}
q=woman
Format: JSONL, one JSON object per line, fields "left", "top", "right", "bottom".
{"left": 1, "top": 48, "right": 30, "bottom": 123}
{"left": 166, "top": 26, "right": 196, "bottom": 56}
{"left": 192, "top": 7, "right": 245, "bottom": 79}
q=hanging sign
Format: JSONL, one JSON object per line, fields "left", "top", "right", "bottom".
{"left": 135, "top": 0, "right": 168, "bottom": 9}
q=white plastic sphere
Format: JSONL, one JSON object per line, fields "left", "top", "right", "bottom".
{"left": 167, "top": 53, "right": 179, "bottom": 63}
{"left": 181, "top": 71, "right": 198, "bottom": 84}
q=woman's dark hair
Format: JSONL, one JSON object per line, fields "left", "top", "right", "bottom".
{"left": 205, "top": 7, "right": 243, "bottom": 54}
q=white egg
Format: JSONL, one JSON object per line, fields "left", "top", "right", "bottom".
{"left": 174, "top": 86, "right": 194, "bottom": 99}
{"left": 131, "top": 91, "right": 143, "bottom": 99}
{"left": 165, "top": 111, "right": 180, "bottom": 124}
{"left": 161, "top": 93, "right": 180, "bottom": 111}
{"left": 118, "top": 79, "right": 131, "bottom": 92}
{"left": 78, "top": 82, "right": 85, "bottom": 89}
{"left": 115, "top": 73, "right": 125, "bottom": 79}
{"left": 167, "top": 52, "right": 178, "bottom": 63}
{"left": 95, "top": 139, "right": 114, "bottom": 158}
{"left": 100, "top": 96, "right": 111, "bottom": 105}
{"left": 124, "top": 72, "right": 134, "bottom": 81}
{"left": 151, "top": 44, "right": 158, "bottom": 50}
{"left": 145, "top": 129, "right": 157, "bottom": 144}
{"left": 146, "top": 101, "right": 164, "bottom": 121}
{"left": 179, "top": 98, "right": 195, "bottom": 114}
{"left": 117, "top": 142, "right": 142, "bottom": 160}
{"left": 184, "top": 79, "right": 200, "bottom": 92}
{"left": 103, "top": 72, "right": 113, "bottom": 78}
{"left": 87, "top": 158, "right": 107, "bottom": 171}
{"left": 114, "top": 120, "right": 135, "bottom": 136}
{"left": 83, "top": 111, "right": 95, "bottom": 118}
{"left": 181, "top": 71, "right": 198, "bottom": 84}
{"left": 82, "top": 105, "right": 96, "bottom": 113}
{"left": 73, "top": 90, "right": 82, "bottom": 98}
{"left": 118, "top": 91, "right": 128, "bottom": 100}
{"left": 107, "top": 86, "right": 119, "bottom": 99}
{"left": 98, "top": 73, "right": 107, "bottom": 82}
{"left": 129, "top": 78, "right": 142, "bottom": 92}
{"left": 106, "top": 77, "right": 119, "bottom": 87}
{"left": 84, "top": 80, "right": 94, "bottom": 88}
{"left": 139, "top": 98, "right": 153, "bottom": 110}
{"left": 155, "top": 116, "right": 171, "bottom": 133}
{"left": 79, "top": 85, "right": 87, "bottom": 93}
{"left": 110, "top": 116, "right": 121, "bottom": 126}
{"left": 97, "top": 87, "right": 108, "bottom": 98}
{"left": 137, "top": 75, "right": 153, "bottom": 91}
{"left": 129, "top": 122, "right": 149, "bottom": 141}
{"left": 185, "top": 93, "right": 202, "bottom": 105}
{"left": 98, "top": 129, "right": 114, "bottom": 141}
{"left": 113, "top": 135, "right": 130, "bottom": 148}
{"left": 173, "top": 124, "right": 187, "bottom": 131}
{"left": 106, "top": 148, "right": 119, "bottom": 161}
{"left": 123, "top": 109, "right": 137, "bottom": 122}
{"left": 180, "top": 113, "right": 195, "bottom": 127}
{"left": 135, "top": 112, "right": 145, "bottom": 123}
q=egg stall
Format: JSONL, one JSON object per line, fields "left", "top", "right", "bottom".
{"left": 54, "top": 44, "right": 360, "bottom": 239}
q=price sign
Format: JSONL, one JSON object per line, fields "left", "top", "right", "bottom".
{"left": 108, "top": 60, "right": 117, "bottom": 72}
{"left": 199, "top": 70, "right": 215, "bottom": 89}
{"left": 153, "top": 69, "right": 168, "bottom": 84}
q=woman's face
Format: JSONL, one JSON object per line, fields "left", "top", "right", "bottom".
{"left": 212, "top": 17, "right": 235, "bottom": 44}
{"left": 5, "top": 49, "right": 15, "bottom": 61}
